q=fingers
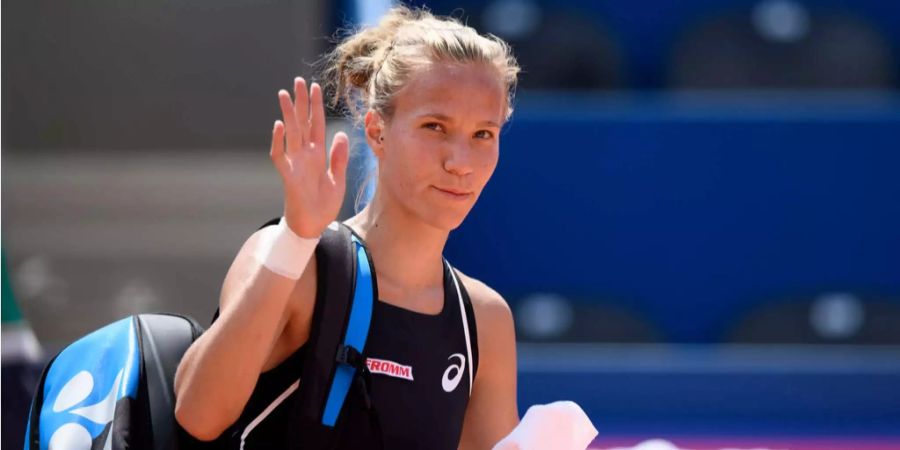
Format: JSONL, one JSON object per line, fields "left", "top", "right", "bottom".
{"left": 329, "top": 132, "right": 350, "bottom": 186}
{"left": 278, "top": 90, "right": 302, "bottom": 156}
{"left": 309, "top": 82, "right": 326, "bottom": 147}
{"left": 273, "top": 78, "right": 329, "bottom": 177}
{"left": 293, "top": 77, "right": 310, "bottom": 144}
{"left": 270, "top": 120, "right": 289, "bottom": 174}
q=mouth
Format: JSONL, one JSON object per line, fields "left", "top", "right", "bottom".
{"left": 432, "top": 186, "right": 474, "bottom": 199}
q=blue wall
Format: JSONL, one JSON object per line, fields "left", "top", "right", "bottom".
{"left": 445, "top": 93, "right": 900, "bottom": 342}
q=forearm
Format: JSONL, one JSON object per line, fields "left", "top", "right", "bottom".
{"left": 174, "top": 266, "right": 295, "bottom": 440}
{"left": 174, "top": 72, "right": 347, "bottom": 440}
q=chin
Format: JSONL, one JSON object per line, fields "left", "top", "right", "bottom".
{"left": 395, "top": 187, "right": 478, "bottom": 232}
{"left": 421, "top": 207, "right": 471, "bottom": 232}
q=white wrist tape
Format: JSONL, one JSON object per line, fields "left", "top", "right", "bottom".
{"left": 253, "top": 217, "right": 320, "bottom": 280}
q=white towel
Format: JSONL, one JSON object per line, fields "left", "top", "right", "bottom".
{"left": 492, "top": 401, "right": 598, "bottom": 450}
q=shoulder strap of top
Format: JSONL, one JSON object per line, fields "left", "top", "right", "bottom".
{"left": 445, "top": 261, "right": 480, "bottom": 396}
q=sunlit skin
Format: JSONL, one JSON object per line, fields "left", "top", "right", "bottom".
{"left": 345, "top": 60, "right": 507, "bottom": 313}
{"left": 345, "top": 61, "right": 520, "bottom": 447}
{"left": 362, "top": 60, "right": 506, "bottom": 231}
{"left": 174, "top": 60, "right": 519, "bottom": 448}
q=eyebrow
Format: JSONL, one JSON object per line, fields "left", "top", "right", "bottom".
{"left": 418, "top": 113, "right": 500, "bottom": 128}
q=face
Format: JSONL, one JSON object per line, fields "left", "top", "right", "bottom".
{"left": 366, "top": 61, "right": 506, "bottom": 231}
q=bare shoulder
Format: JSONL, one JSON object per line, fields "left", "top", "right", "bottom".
{"left": 454, "top": 270, "right": 515, "bottom": 334}
{"left": 454, "top": 269, "right": 519, "bottom": 445}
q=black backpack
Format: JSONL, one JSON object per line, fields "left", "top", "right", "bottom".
{"left": 211, "top": 219, "right": 383, "bottom": 449}
{"left": 26, "top": 220, "right": 379, "bottom": 450}
{"left": 24, "top": 313, "right": 204, "bottom": 450}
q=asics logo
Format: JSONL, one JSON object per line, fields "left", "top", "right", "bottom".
{"left": 442, "top": 353, "right": 466, "bottom": 393}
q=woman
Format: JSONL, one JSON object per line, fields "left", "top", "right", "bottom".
{"left": 174, "top": 5, "right": 520, "bottom": 449}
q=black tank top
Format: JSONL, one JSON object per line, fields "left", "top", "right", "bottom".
{"left": 213, "top": 257, "right": 480, "bottom": 450}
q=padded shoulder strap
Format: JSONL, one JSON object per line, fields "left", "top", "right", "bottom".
{"left": 292, "top": 222, "right": 363, "bottom": 423}
{"left": 321, "top": 229, "right": 376, "bottom": 426}
{"left": 137, "top": 313, "right": 204, "bottom": 450}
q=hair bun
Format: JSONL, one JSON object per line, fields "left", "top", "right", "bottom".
{"left": 322, "top": 5, "right": 519, "bottom": 123}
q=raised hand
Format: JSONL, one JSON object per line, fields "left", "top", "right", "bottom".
{"left": 270, "top": 77, "right": 349, "bottom": 238}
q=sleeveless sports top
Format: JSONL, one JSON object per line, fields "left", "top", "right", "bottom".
{"left": 212, "top": 249, "right": 480, "bottom": 450}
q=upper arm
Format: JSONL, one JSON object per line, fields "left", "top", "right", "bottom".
{"left": 457, "top": 275, "right": 519, "bottom": 449}
{"left": 219, "top": 229, "right": 267, "bottom": 318}
{"left": 216, "top": 227, "right": 318, "bottom": 371}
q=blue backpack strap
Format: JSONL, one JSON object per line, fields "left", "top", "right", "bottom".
{"left": 284, "top": 221, "right": 382, "bottom": 448}
{"left": 321, "top": 232, "right": 375, "bottom": 426}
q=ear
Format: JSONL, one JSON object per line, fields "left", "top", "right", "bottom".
{"left": 364, "top": 110, "right": 386, "bottom": 158}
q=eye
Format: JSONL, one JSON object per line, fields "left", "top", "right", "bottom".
{"left": 474, "top": 129, "right": 495, "bottom": 140}
{"left": 423, "top": 122, "right": 444, "bottom": 132}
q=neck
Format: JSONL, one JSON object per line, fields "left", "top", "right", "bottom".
{"left": 344, "top": 190, "right": 449, "bottom": 294}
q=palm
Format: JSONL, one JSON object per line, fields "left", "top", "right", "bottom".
{"left": 270, "top": 77, "right": 349, "bottom": 238}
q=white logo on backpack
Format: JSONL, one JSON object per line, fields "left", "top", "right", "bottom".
{"left": 442, "top": 353, "right": 466, "bottom": 393}
{"left": 50, "top": 369, "right": 124, "bottom": 450}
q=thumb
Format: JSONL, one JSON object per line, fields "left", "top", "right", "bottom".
{"left": 329, "top": 131, "right": 350, "bottom": 186}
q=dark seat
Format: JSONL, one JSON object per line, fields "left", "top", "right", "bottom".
{"left": 514, "top": 294, "right": 661, "bottom": 343}
{"left": 476, "top": 6, "right": 624, "bottom": 90}
{"left": 669, "top": 2, "right": 895, "bottom": 89}
{"left": 729, "top": 292, "right": 900, "bottom": 344}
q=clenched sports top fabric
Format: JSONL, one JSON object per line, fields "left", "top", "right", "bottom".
{"left": 212, "top": 249, "right": 480, "bottom": 450}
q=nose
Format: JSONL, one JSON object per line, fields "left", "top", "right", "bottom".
{"left": 443, "top": 140, "right": 475, "bottom": 177}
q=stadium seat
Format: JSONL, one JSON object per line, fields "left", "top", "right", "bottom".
{"left": 514, "top": 294, "right": 661, "bottom": 343}
{"left": 729, "top": 292, "right": 900, "bottom": 344}
{"left": 668, "top": 1, "right": 895, "bottom": 89}
{"left": 477, "top": 4, "right": 623, "bottom": 90}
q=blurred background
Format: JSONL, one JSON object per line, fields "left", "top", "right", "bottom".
{"left": 3, "top": 0, "right": 899, "bottom": 449}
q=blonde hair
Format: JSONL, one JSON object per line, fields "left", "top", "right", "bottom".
{"left": 323, "top": 4, "right": 520, "bottom": 124}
